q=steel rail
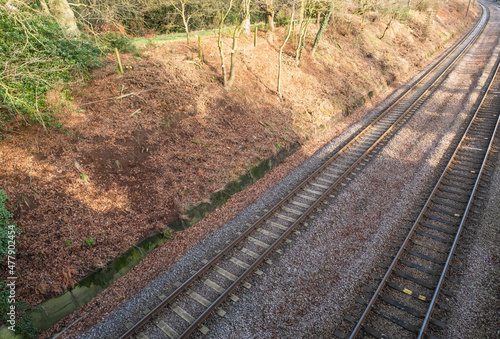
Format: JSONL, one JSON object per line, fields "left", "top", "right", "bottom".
{"left": 177, "top": 13, "right": 488, "bottom": 334}
{"left": 120, "top": 5, "right": 488, "bottom": 339}
{"left": 177, "top": 14, "right": 490, "bottom": 336}
{"left": 349, "top": 5, "right": 497, "bottom": 338}
{"left": 417, "top": 52, "right": 500, "bottom": 339}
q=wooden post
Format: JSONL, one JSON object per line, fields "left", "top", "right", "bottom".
{"left": 254, "top": 26, "right": 257, "bottom": 47}
{"left": 198, "top": 35, "right": 203, "bottom": 64}
{"left": 115, "top": 48, "right": 124, "bottom": 74}
{"left": 466, "top": 0, "right": 472, "bottom": 17}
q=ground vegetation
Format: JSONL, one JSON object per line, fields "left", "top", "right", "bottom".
{"left": 0, "top": 0, "right": 479, "bottom": 336}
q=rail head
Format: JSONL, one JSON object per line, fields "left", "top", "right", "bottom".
{"left": 349, "top": 3, "right": 490, "bottom": 338}
{"left": 121, "top": 4, "right": 490, "bottom": 339}
{"left": 417, "top": 50, "right": 500, "bottom": 339}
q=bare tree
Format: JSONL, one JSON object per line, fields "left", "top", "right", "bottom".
{"left": 216, "top": 0, "right": 235, "bottom": 88}
{"left": 311, "top": 0, "right": 335, "bottom": 56}
{"left": 277, "top": 6, "right": 295, "bottom": 98}
{"left": 257, "top": 0, "right": 275, "bottom": 31}
{"left": 295, "top": 0, "right": 317, "bottom": 66}
{"left": 167, "top": 0, "right": 214, "bottom": 44}
{"left": 298, "top": 0, "right": 305, "bottom": 27}
{"left": 379, "top": 0, "right": 408, "bottom": 39}
{"left": 226, "top": 0, "right": 251, "bottom": 88}
{"left": 354, "top": 0, "right": 375, "bottom": 27}
{"left": 240, "top": 0, "right": 251, "bottom": 35}
{"left": 48, "top": 0, "right": 80, "bottom": 36}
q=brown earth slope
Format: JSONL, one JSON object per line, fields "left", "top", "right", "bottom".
{"left": 0, "top": 0, "right": 478, "bottom": 325}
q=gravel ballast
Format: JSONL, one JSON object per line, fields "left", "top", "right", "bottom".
{"left": 72, "top": 3, "right": 500, "bottom": 339}
{"left": 442, "top": 138, "right": 500, "bottom": 339}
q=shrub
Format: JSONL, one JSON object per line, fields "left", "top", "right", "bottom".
{"left": 0, "top": 190, "right": 37, "bottom": 337}
{"left": 275, "top": 11, "right": 291, "bottom": 27}
{"left": 0, "top": 4, "right": 103, "bottom": 126}
{"left": 0, "top": 190, "right": 19, "bottom": 258}
{"left": 101, "top": 32, "right": 139, "bottom": 55}
{"left": 83, "top": 237, "right": 95, "bottom": 247}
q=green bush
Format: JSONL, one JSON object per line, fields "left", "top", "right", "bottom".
{"left": 0, "top": 190, "right": 19, "bottom": 258}
{"left": 83, "top": 237, "right": 95, "bottom": 247}
{"left": 275, "top": 11, "right": 291, "bottom": 27}
{"left": 0, "top": 281, "right": 38, "bottom": 338}
{"left": 0, "top": 6, "right": 103, "bottom": 125}
{"left": 102, "top": 32, "right": 139, "bottom": 54}
{"left": 0, "top": 191, "right": 37, "bottom": 337}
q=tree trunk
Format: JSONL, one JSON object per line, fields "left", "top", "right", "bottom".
{"left": 299, "top": 0, "right": 305, "bottom": 27}
{"left": 48, "top": 0, "right": 80, "bottom": 36}
{"left": 296, "top": 18, "right": 310, "bottom": 66}
{"left": 226, "top": 0, "right": 250, "bottom": 87}
{"left": 243, "top": 16, "right": 251, "bottom": 35}
{"left": 181, "top": 3, "right": 190, "bottom": 44}
{"left": 226, "top": 22, "right": 244, "bottom": 88}
{"left": 466, "top": 0, "right": 471, "bottom": 17}
{"left": 379, "top": 17, "right": 393, "bottom": 40}
{"left": 218, "top": 28, "right": 227, "bottom": 87}
{"left": 266, "top": 12, "right": 275, "bottom": 32}
{"left": 278, "top": 9, "right": 295, "bottom": 98}
{"left": 311, "top": 2, "right": 334, "bottom": 56}
{"left": 241, "top": 0, "right": 251, "bottom": 35}
{"left": 217, "top": 0, "right": 235, "bottom": 87}
{"left": 40, "top": 0, "right": 50, "bottom": 14}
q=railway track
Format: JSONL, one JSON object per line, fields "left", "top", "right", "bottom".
{"left": 119, "top": 5, "right": 490, "bottom": 339}
{"left": 339, "top": 30, "right": 500, "bottom": 339}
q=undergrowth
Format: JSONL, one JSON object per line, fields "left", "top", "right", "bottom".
{"left": 0, "top": 2, "right": 102, "bottom": 130}
{"left": 0, "top": 190, "right": 38, "bottom": 337}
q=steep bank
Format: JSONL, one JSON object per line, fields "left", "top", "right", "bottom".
{"left": 0, "top": 0, "right": 479, "bottom": 335}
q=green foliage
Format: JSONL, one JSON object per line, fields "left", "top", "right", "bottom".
{"left": 102, "top": 32, "right": 139, "bottom": 55}
{"left": 161, "top": 228, "right": 174, "bottom": 240}
{"left": 0, "top": 191, "right": 37, "bottom": 337}
{"left": 275, "top": 11, "right": 291, "bottom": 27}
{"left": 0, "top": 281, "right": 38, "bottom": 338}
{"left": 0, "top": 6, "right": 103, "bottom": 126}
{"left": 83, "top": 237, "right": 95, "bottom": 247}
{"left": 0, "top": 190, "right": 19, "bottom": 259}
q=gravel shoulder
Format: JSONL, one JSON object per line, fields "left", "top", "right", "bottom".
{"left": 60, "top": 3, "right": 500, "bottom": 339}
{"left": 443, "top": 134, "right": 500, "bottom": 339}
{"left": 442, "top": 3, "right": 500, "bottom": 338}
{"left": 194, "top": 3, "right": 500, "bottom": 338}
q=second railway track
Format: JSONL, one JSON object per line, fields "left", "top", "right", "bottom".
{"left": 118, "top": 5, "right": 493, "bottom": 339}
{"left": 341, "top": 37, "right": 500, "bottom": 339}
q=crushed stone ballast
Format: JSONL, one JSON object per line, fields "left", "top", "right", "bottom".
{"left": 118, "top": 5, "right": 490, "bottom": 338}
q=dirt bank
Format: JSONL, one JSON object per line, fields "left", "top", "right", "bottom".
{"left": 0, "top": 0, "right": 478, "bottom": 332}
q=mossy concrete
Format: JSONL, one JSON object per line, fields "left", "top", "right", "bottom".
{"left": 0, "top": 326, "right": 27, "bottom": 339}
{"left": 25, "top": 141, "right": 300, "bottom": 334}
{"left": 28, "top": 233, "right": 169, "bottom": 332}
{"left": 169, "top": 142, "right": 300, "bottom": 231}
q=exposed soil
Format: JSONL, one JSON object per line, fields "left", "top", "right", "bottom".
{"left": 0, "top": 0, "right": 479, "bottom": 333}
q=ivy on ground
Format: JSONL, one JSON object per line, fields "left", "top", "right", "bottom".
{"left": 0, "top": 4, "right": 103, "bottom": 126}
{"left": 0, "top": 190, "right": 38, "bottom": 337}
